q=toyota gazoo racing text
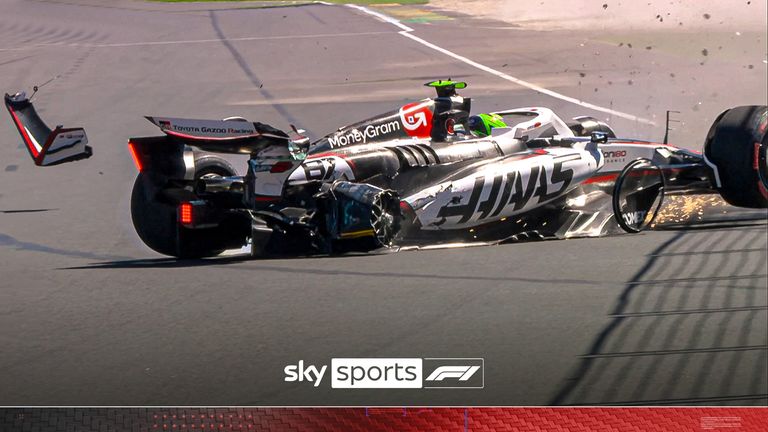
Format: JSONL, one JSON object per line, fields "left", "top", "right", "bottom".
{"left": 6, "top": 81, "right": 767, "bottom": 258}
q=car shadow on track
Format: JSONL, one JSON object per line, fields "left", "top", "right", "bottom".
{"left": 60, "top": 254, "right": 609, "bottom": 286}
{"left": 549, "top": 220, "right": 768, "bottom": 405}
{"left": 58, "top": 249, "right": 392, "bottom": 270}
{"left": 60, "top": 256, "right": 252, "bottom": 269}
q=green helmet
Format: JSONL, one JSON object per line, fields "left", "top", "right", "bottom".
{"left": 468, "top": 113, "right": 507, "bottom": 137}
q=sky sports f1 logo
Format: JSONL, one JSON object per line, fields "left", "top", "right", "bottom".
{"left": 284, "top": 358, "right": 483, "bottom": 389}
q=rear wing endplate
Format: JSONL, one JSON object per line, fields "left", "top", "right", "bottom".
{"left": 4, "top": 92, "right": 92, "bottom": 166}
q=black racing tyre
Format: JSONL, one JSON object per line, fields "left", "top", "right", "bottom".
{"left": 704, "top": 105, "right": 768, "bottom": 208}
{"left": 131, "top": 173, "right": 178, "bottom": 257}
{"left": 193, "top": 155, "right": 237, "bottom": 179}
{"left": 130, "top": 155, "right": 237, "bottom": 258}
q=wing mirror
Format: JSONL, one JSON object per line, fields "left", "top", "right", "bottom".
{"left": 590, "top": 131, "right": 609, "bottom": 144}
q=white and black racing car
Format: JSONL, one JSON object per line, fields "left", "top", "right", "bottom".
{"left": 5, "top": 81, "right": 767, "bottom": 258}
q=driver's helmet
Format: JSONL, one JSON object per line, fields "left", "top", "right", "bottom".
{"left": 468, "top": 113, "right": 507, "bottom": 137}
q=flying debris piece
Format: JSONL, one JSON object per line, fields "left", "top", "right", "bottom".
{"left": 4, "top": 92, "right": 92, "bottom": 166}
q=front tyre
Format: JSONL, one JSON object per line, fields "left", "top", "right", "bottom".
{"left": 370, "top": 191, "right": 400, "bottom": 247}
{"left": 704, "top": 105, "right": 768, "bottom": 208}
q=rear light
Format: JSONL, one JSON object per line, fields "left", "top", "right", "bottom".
{"left": 179, "top": 202, "right": 193, "bottom": 225}
{"left": 128, "top": 141, "right": 143, "bottom": 172}
{"left": 270, "top": 161, "right": 294, "bottom": 173}
{"left": 446, "top": 118, "right": 455, "bottom": 134}
{"left": 399, "top": 200, "right": 416, "bottom": 220}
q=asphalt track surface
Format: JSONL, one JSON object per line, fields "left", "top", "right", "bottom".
{"left": 0, "top": 0, "right": 766, "bottom": 406}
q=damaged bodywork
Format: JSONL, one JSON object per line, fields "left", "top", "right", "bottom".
{"left": 4, "top": 92, "right": 92, "bottom": 166}
{"left": 124, "top": 81, "right": 766, "bottom": 258}
{"left": 6, "top": 80, "right": 765, "bottom": 258}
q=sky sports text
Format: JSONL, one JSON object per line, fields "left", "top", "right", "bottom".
{"left": 284, "top": 358, "right": 484, "bottom": 389}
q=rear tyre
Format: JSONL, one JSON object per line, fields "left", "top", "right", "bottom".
{"left": 130, "top": 155, "right": 238, "bottom": 258}
{"left": 131, "top": 174, "right": 179, "bottom": 257}
{"left": 194, "top": 155, "right": 236, "bottom": 179}
{"left": 704, "top": 105, "right": 768, "bottom": 208}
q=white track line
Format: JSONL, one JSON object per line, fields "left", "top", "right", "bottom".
{"left": 346, "top": 4, "right": 655, "bottom": 125}
{"left": 345, "top": 3, "right": 414, "bottom": 32}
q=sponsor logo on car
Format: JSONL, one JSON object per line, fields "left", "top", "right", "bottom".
{"left": 329, "top": 121, "right": 402, "bottom": 148}
{"left": 435, "top": 158, "right": 576, "bottom": 224}
{"left": 603, "top": 150, "right": 627, "bottom": 160}
{"left": 156, "top": 118, "right": 256, "bottom": 136}
{"left": 623, "top": 210, "right": 648, "bottom": 226}
{"left": 288, "top": 156, "right": 356, "bottom": 184}
{"left": 399, "top": 101, "right": 433, "bottom": 138}
{"left": 169, "top": 124, "right": 254, "bottom": 135}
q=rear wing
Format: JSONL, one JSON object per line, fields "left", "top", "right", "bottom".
{"left": 4, "top": 92, "right": 92, "bottom": 166}
{"left": 129, "top": 117, "right": 307, "bottom": 181}
{"left": 145, "top": 116, "right": 294, "bottom": 155}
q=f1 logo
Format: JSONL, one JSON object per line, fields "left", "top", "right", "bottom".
{"left": 423, "top": 358, "right": 484, "bottom": 389}
{"left": 426, "top": 366, "right": 480, "bottom": 382}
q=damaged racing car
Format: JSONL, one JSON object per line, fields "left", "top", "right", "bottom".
{"left": 6, "top": 81, "right": 768, "bottom": 258}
